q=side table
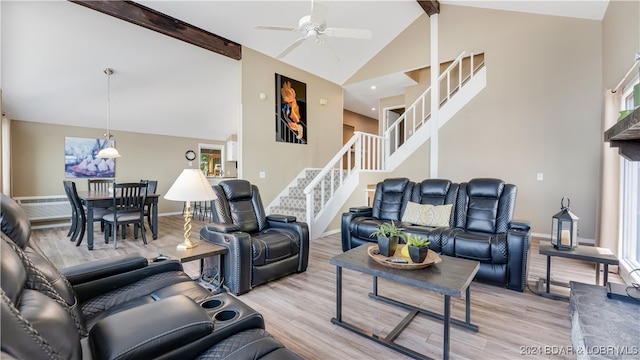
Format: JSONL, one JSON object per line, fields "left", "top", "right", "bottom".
{"left": 536, "top": 241, "right": 619, "bottom": 300}
{"left": 157, "top": 241, "right": 227, "bottom": 286}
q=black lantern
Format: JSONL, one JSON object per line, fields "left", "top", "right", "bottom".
{"left": 551, "top": 197, "right": 579, "bottom": 250}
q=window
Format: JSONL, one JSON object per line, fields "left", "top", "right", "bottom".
{"left": 620, "top": 159, "right": 640, "bottom": 282}
{"left": 619, "top": 75, "right": 640, "bottom": 284}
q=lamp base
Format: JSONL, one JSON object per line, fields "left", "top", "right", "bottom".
{"left": 177, "top": 239, "right": 198, "bottom": 250}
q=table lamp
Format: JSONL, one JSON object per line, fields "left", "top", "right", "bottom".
{"left": 164, "top": 169, "right": 217, "bottom": 250}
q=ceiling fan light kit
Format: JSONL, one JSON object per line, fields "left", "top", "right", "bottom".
{"left": 255, "top": 1, "right": 371, "bottom": 62}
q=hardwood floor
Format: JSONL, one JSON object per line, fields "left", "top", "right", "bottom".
{"left": 31, "top": 216, "right": 624, "bottom": 360}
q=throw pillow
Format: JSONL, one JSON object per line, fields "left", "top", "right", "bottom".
{"left": 401, "top": 202, "right": 452, "bottom": 227}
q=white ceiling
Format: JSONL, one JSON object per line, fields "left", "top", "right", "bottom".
{"left": 1, "top": 0, "right": 609, "bottom": 140}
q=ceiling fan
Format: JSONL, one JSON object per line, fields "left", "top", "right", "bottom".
{"left": 254, "top": 1, "right": 372, "bottom": 62}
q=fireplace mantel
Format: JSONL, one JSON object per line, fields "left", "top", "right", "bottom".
{"left": 605, "top": 107, "right": 640, "bottom": 161}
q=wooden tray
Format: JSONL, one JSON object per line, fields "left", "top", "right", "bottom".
{"left": 367, "top": 245, "right": 441, "bottom": 269}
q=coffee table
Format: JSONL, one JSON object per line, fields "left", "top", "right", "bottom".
{"left": 536, "top": 241, "right": 619, "bottom": 301}
{"left": 330, "top": 245, "right": 480, "bottom": 360}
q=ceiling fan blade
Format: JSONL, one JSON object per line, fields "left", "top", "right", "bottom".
{"left": 276, "top": 36, "right": 308, "bottom": 59}
{"left": 317, "top": 38, "right": 339, "bottom": 63}
{"left": 309, "top": 1, "right": 327, "bottom": 25}
{"left": 254, "top": 25, "right": 296, "bottom": 32}
{"left": 324, "top": 27, "right": 372, "bottom": 39}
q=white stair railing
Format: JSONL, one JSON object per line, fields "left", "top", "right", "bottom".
{"left": 302, "top": 132, "right": 384, "bottom": 237}
{"left": 385, "top": 51, "right": 483, "bottom": 157}
{"left": 301, "top": 51, "right": 485, "bottom": 238}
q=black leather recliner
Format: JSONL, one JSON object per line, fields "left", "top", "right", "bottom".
{"left": 200, "top": 180, "right": 310, "bottom": 295}
{"left": 341, "top": 178, "right": 531, "bottom": 292}
{"left": 1, "top": 193, "right": 303, "bottom": 359}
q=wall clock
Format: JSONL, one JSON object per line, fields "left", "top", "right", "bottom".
{"left": 185, "top": 150, "right": 196, "bottom": 161}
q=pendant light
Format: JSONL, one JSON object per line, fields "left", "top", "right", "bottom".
{"left": 96, "top": 68, "right": 121, "bottom": 158}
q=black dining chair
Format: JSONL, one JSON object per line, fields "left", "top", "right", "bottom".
{"left": 88, "top": 178, "right": 114, "bottom": 192}
{"left": 140, "top": 179, "right": 158, "bottom": 230}
{"left": 63, "top": 180, "right": 109, "bottom": 246}
{"left": 103, "top": 182, "right": 148, "bottom": 248}
{"left": 63, "top": 180, "right": 80, "bottom": 242}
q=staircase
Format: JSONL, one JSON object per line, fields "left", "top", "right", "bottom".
{"left": 268, "top": 51, "right": 486, "bottom": 239}
{"left": 269, "top": 168, "right": 350, "bottom": 222}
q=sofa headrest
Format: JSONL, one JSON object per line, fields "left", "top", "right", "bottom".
{"left": 1, "top": 194, "right": 31, "bottom": 249}
{"left": 381, "top": 178, "right": 410, "bottom": 193}
{"left": 467, "top": 178, "right": 505, "bottom": 198}
{"left": 416, "top": 179, "right": 452, "bottom": 196}
{"left": 220, "top": 180, "right": 253, "bottom": 201}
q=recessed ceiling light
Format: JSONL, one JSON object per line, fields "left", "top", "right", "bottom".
{"left": 371, "top": 107, "right": 376, "bottom": 111}
{"left": 370, "top": 85, "right": 376, "bottom": 90}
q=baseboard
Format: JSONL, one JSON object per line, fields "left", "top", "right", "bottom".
{"left": 531, "top": 232, "right": 595, "bottom": 246}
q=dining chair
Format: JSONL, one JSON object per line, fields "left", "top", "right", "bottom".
{"left": 88, "top": 178, "right": 114, "bottom": 192}
{"left": 63, "top": 180, "right": 109, "bottom": 246}
{"left": 140, "top": 179, "right": 158, "bottom": 230}
{"left": 63, "top": 180, "right": 80, "bottom": 242}
{"left": 103, "top": 182, "right": 148, "bottom": 248}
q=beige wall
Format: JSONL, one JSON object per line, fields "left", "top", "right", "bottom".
{"left": 343, "top": 109, "right": 378, "bottom": 135}
{"left": 239, "top": 48, "right": 344, "bottom": 205}
{"left": 602, "top": 0, "right": 640, "bottom": 88}
{"left": 350, "top": 6, "right": 606, "bottom": 240}
{"left": 7, "top": 3, "right": 639, "bottom": 241}
{"left": 10, "top": 120, "right": 225, "bottom": 214}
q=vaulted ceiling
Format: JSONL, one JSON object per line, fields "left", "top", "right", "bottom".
{"left": 1, "top": 1, "right": 609, "bottom": 141}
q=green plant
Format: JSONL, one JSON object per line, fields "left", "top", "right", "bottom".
{"left": 370, "top": 220, "right": 406, "bottom": 241}
{"left": 405, "top": 233, "right": 429, "bottom": 248}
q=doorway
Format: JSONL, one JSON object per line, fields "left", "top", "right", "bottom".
{"left": 384, "top": 106, "right": 405, "bottom": 151}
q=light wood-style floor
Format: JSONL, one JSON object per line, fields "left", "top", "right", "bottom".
{"left": 31, "top": 216, "right": 624, "bottom": 360}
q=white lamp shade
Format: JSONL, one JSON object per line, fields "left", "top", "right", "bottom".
{"left": 164, "top": 169, "right": 217, "bottom": 202}
{"left": 96, "top": 146, "right": 121, "bottom": 159}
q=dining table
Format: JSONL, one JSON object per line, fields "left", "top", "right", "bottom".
{"left": 77, "top": 190, "right": 160, "bottom": 250}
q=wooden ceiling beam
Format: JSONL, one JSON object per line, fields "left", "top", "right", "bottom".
{"left": 70, "top": 0, "right": 241, "bottom": 60}
{"left": 417, "top": 0, "right": 440, "bottom": 16}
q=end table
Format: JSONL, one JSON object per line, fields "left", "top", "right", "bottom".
{"left": 536, "top": 241, "right": 619, "bottom": 300}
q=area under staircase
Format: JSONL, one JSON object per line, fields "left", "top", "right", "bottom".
{"left": 268, "top": 51, "right": 486, "bottom": 239}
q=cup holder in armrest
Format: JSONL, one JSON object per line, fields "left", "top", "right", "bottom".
{"left": 214, "top": 309, "right": 238, "bottom": 322}
{"left": 199, "top": 293, "right": 265, "bottom": 338}
{"left": 201, "top": 298, "right": 223, "bottom": 310}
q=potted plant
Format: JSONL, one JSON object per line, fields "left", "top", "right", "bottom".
{"left": 405, "top": 233, "right": 430, "bottom": 263}
{"left": 370, "top": 220, "right": 405, "bottom": 257}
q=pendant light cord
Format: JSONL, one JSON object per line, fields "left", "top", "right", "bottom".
{"left": 104, "top": 68, "right": 113, "bottom": 140}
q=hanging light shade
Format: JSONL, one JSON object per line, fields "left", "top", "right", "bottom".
{"left": 96, "top": 68, "right": 121, "bottom": 159}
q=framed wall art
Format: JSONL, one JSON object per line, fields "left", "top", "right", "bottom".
{"left": 275, "top": 73, "right": 307, "bottom": 144}
{"left": 64, "top": 136, "right": 115, "bottom": 178}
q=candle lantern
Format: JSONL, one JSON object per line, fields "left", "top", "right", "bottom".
{"left": 551, "top": 197, "right": 579, "bottom": 250}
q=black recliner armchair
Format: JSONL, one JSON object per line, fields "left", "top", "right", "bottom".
{"left": 200, "top": 180, "right": 310, "bottom": 295}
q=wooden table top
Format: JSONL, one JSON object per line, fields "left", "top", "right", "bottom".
{"left": 330, "top": 245, "right": 479, "bottom": 298}
{"left": 538, "top": 241, "right": 619, "bottom": 265}
{"left": 157, "top": 241, "right": 226, "bottom": 263}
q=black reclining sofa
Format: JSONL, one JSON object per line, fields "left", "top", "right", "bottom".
{"left": 0, "top": 193, "right": 302, "bottom": 360}
{"left": 342, "top": 178, "right": 531, "bottom": 292}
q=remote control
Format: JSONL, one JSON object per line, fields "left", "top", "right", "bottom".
{"left": 385, "top": 258, "right": 408, "bottom": 264}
